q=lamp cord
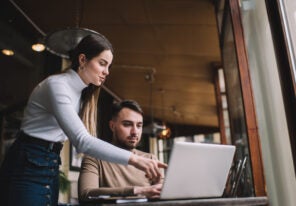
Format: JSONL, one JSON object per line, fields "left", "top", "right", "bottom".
{"left": 149, "top": 78, "right": 154, "bottom": 125}
{"left": 9, "top": 0, "right": 46, "bottom": 36}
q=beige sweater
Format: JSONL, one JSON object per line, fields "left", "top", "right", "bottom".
{"left": 78, "top": 149, "right": 162, "bottom": 201}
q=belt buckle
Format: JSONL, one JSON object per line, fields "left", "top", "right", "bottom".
{"left": 49, "top": 142, "right": 55, "bottom": 151}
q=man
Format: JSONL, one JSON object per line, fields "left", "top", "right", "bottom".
{"left": 78, "top": 100, "right": 163, "bottom": 202}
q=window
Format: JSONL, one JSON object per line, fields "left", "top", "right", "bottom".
{"left": 280, "top": 0, "right": 296, "bottom": 82}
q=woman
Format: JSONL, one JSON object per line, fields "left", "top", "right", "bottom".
{"left": 0, "top": 34, "right": 166, "bottom": 206}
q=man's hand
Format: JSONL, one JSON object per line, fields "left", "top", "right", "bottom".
{"left": 128, "top": 154, "right": 167, "bottom": 183}
{"left": 134, "top": 184, "right": 163, "bottom": 199}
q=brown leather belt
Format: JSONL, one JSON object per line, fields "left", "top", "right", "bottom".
{"left": 19, "top": 131, "right": 63, "bottom": 154}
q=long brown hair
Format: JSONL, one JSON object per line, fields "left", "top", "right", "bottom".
{"left": 70, "top": 34, "right": 113, "bottom": 136}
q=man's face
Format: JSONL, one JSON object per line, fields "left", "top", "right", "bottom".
{"left": 109, "top": 108, "right": 143, "bottom": 150}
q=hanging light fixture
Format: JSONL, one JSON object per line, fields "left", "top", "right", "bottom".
{"left": 32, "top": 42, "right": 45, "bottom": 52}
{"left": 1, "top": 49, "right": 14, "bottom": 56}
{"left": 158, "top": 125, "right": 171, "bottom": 139}
{"left": 45, "top": 28, "right": 99, "bottom": 59}
{"left": 157, "top": 89, "right": 171, "bottom": 139}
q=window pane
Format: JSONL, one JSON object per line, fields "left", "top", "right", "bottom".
{"left": 222, "top": 10, "right": 254, "bottom": 197}
{"left": 239, "top": 0, "right": 296, "bottom": 203}
{"left": 280, "top": 0, "right": 296, "bottom": 83}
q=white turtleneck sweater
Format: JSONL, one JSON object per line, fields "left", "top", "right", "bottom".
{"left": 21, "top": 69, "right": 131, "bottom": 165}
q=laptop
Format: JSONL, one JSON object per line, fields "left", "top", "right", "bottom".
{"left": 159, "top": 141, "right": 236, "bottom": 200}
{"left": 86, "top": 141, "right": 235, "bottom": 203}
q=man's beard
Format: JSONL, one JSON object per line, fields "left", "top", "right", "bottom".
{"left": 113, "top": 131, "right": 137, "bottom": 150}
{"left": 117, "top": 138, "right": 137, "bottom": 150}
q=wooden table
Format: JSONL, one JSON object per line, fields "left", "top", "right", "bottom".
{"left": 79, "top": 196, "right": 268, "bottom": 206}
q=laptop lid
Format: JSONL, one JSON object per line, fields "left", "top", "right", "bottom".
{"left": 160, "top": 142, "right": 236, "bottom": 200}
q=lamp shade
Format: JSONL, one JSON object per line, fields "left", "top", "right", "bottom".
{"left": 45, "top": 28, "right": 100, "bottom": 58}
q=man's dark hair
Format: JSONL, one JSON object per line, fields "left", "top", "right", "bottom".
{"left": 111, "top": 100, "right": 143, "bottom": 119}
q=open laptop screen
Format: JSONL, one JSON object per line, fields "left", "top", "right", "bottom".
{"left": 160, "top": 142, "right": 236, "bottom": 200}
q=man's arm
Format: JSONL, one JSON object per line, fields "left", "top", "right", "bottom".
{"left": 78, "top": 155, "right": 135, "bottom": 202}
{"left": 78, "top": 152, "right": 165, "bottom": 201}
